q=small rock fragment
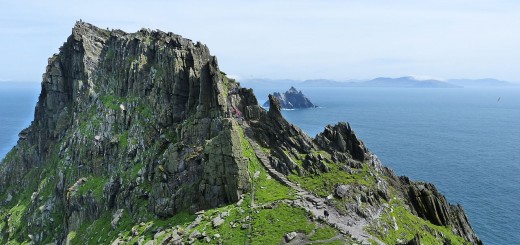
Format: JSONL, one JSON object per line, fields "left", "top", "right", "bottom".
{"left": 212, "top": 216, "right": 225, "bottom": 228}
{"left": 285, "top": 232, "right": 297, "bottom": 242}
{"left": 190, "top": 230, "right": 202, "bottom": 239}
{"left": 111, "top": 209, "right": 124, "bottom": 229}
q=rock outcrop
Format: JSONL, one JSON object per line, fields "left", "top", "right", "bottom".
{"left": 0, "top": 22, "right": 481, "bottom": 244}
{"left": 401, "top": 177, "right": 481, "bottom": 244}
{"left": 263, "top": 86, "right": 317, "bottom": 109}
{"left": 314, "top": 122, "right": 368, "bottom": 162}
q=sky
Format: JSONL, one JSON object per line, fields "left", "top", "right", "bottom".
{"left": 1, "top": 0, "right": 520, "bottom": 82}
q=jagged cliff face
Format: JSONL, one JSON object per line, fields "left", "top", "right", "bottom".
{"left": 0, "top": 22, "right": 481, "bottom": 245}
{"left": 1, "top": 22, "right": 248, "bottom": 242}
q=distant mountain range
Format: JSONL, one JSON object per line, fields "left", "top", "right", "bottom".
{"left": 355, "top": 77, "right": 460, "bottom": 88}
{"left": 240, "top": 77, "right": 518, "bottom": 89}
{"left": 446, "top": 78, "right": 515, "bottom": 87}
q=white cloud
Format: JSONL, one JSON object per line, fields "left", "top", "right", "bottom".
{"left": 409, "top": 75, "right": 446, "bottom": 81}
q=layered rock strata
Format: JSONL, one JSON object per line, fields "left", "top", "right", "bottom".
{"left": 0, "top": 22, "right": 481, "bottom": 244}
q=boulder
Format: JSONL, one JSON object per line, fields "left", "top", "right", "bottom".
{"left": 212, "top": 216, "right": 225, "bottom": 228}
{"left": 284, "top": 231, "right": 298, "bottom": 242}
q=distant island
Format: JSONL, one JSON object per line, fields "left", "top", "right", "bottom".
{"left": 241, "top": 76, "right": 518, "bottom": 89}
{"left": 447, "top": 78, "right": 516, "bottom": 87}
{"left": 362, "top": 77, "right": 460, "bottom": 88}
{"left": 263, "top": 86, "right": 317, "bottom": 109}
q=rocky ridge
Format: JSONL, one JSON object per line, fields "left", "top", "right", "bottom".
{"left": 0, "top": 22, "right": 481, "bottom": 244}
{"left": 263, "top": 86, "right": 317, "bottom": 109}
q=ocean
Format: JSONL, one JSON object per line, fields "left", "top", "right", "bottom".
{"left": 252, "top": 86, "right": 520, "bottom": 245}
{"left": 0, "top": 82, "right": 40, "bottom": 158}
{"left": 1, "top": 83, "right": 519, "bottom": 244}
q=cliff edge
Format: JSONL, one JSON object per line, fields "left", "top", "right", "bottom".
{"left": 0, "top": 22, "right": 481, "bottom": 244}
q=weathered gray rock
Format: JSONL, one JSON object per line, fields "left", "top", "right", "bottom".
{"left": 5, "top": 193, "right": 12, "bottom": 203}
{"left": 0, "top": 21, "right": 252, "bottom": 243}
{"left": 212, "top": 216, "right": 225, "bottom": 228}
{"left": 189, "top": 230, "right": 202, "bottom": 239}
{"left": 0, "top": 21, "right": 481, "bottom": 245}
{"left": 400, "top": 176, "right": 482, "bottom": 244}
{"left": 111, "top": 209, "right": 124, "bottom": 229}
{"left": 314, "top": 122, "right": 368, "bottom": 162}
{"left": 284, "top": 231, "right": 297, "bottom": 242}
{"left": 335, "top": 184, "right": 351, "bottom": 198}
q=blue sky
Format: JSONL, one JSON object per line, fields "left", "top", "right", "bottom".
{"left": 1, "top": 0, "right": 519, "bottom": 82}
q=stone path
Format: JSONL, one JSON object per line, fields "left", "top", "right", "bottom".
{"left": 287, "top": 234, "right": 345, "bottom": 245}
{"left": 242, "top": 125, "right": 384, "bottom": 245}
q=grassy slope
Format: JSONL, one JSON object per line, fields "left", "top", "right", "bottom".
{"left": 64, "top": 126, "right": 346, "bottom": 244}
{"left": 0, "top": 95, "right": 468, "bottom": 244}
{"left": 284, "top": 152, "right": 469, "bottom": 244}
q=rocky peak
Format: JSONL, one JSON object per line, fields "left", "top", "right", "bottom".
{"left": 288, "top": 86, "right": 299, "bottom": 94}
{"left": 268, "top": 94, "right": 282, "bottom": 117}
{"left": 263, "top": 86, "right": 317, "bottom": 109}
{"left": 314, "top": 122, "right": 367, "bottom": 162}
{"left": 2, "top": 21, "right": 251, "bottom": 238}
{"left": 0, "top": 22, "right": 481, "bottom": 245}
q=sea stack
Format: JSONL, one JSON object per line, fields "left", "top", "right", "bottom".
{"left": 263, "top": 86, "right": 317, "bottom": 109}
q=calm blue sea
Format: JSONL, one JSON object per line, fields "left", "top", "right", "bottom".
{"left": 0, "top": 82, "right": 40, "bottom": 159}
{"left": 1, "top": 83, "right": 519, "bottom": 244}
{"left": 253, "top": 86, "right": 520, "bottom": 245}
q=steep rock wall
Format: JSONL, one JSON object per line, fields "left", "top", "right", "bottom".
{"left": 0, "top": 22, "right": 248, "bottom": 243}
{"left": 0, "top": 22, "right": 481, "bottom": 245}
